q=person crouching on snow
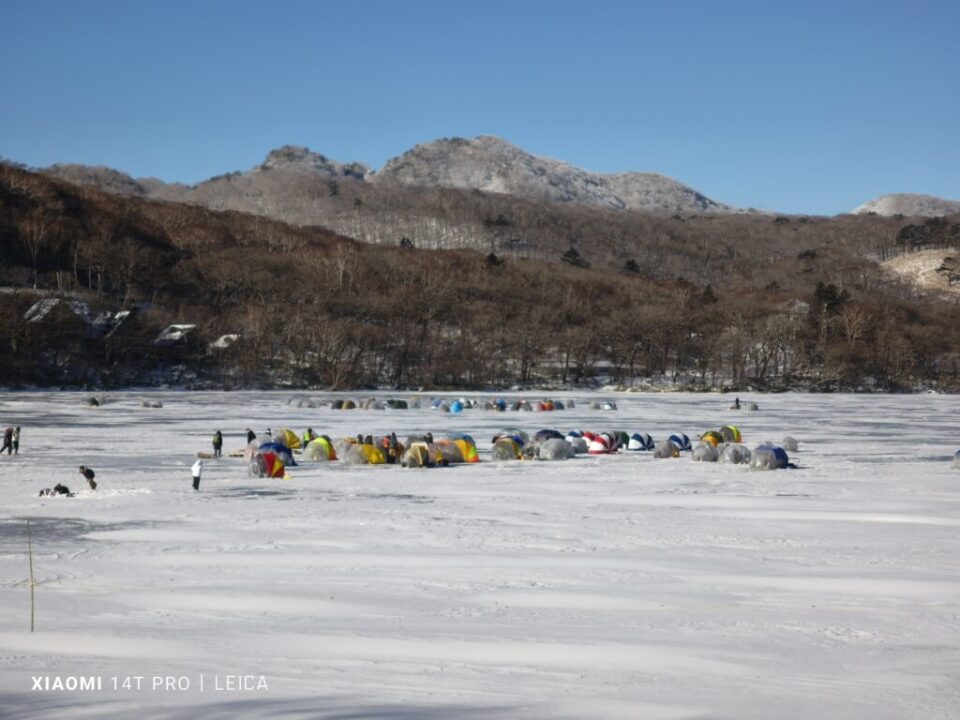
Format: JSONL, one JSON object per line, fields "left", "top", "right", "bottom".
{"left": 78, "top": 465, "right": 97, "bottom": 490}
{"left": 192, "top": 459, "right": 203, "bottom": 491}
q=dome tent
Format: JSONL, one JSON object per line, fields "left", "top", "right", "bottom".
{"left": 627, "top": 432, "right": 654, "bottom": 451}
{"left": 258, "top": 441, "right": 295, "bottom": 466}
{"left": 343, "top": 443, "right": 386, "bottom": 465}
{"left": 537, "top": 438, "right": 575, "bottom": 461}
{"left": 691, "top": 443, "right": 719, "bottom": 462}
{"left": 751, "top": 445, "right": 790, "bottom": 470}
{"left": 273, "top": 428, "right": 301, "bottom": 450}
{"left": 402, "top": 440, "right": 465, "bottom": 468}
{"left": 492, "top": 429, "right": 529, "bottom": 447}
{"left": 700, "top": 430, "right": 723, "bottom": 447}
{"left": 588, "top": 432, "right": 617, "bottom": 455}
{"left": 304, "top": 436, "right": 337, "bottom": 461}
{"left": 720, "top": 444, "right": 752, "bottom": 464}
{"left": 534, "top": 429, "right": 564, "bottom": 444}
{"left": 250, "top": 450, "right": 285, "bottom": 478}
{"left": 782, "top": 436, "right": 799, "bottom": 452}
{"left": 719, "top": 425, "right": 742, "bottom": 444}
{"left": 565, "top": 435, "right": 589, "bottom": 454}
{"left": 653, "top": 439, "right": 680, "bottom": 458}
{"left": 668, "top": 434, "right": 692, "bottom": 452}
{"left": 492, "top": 437, "right": 523, "bottom": 460}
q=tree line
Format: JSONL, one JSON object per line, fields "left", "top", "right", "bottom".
{"left": 2, "top": 163, "right": 960, "bottom": 391}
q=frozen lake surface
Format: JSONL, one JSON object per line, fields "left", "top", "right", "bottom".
{"left": 0, "top": 391, "right": 958, "bottom": 719}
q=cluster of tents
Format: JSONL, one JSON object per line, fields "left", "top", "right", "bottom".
{"left": 330, "top": 399, "right": 411, "bottom": 410}
{"left": 320, "top": 397, "right": 627, "bottom": 413}
{"left": 488, "top": 425, "right": 797, "bottom": 470}
{"left": 440, "top": 398, "right": 570, "bottom": 413}
{"left": 240, "top": 422, "right": 797, "bottom": 476}
{"left": 243, "top": 427, "right": 484, "bottom": 475}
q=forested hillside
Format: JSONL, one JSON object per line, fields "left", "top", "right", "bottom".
{"left": 3, "top": 162, "right": 960, "bottom": 391}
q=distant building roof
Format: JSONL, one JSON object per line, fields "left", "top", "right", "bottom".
{"left": 152, "top": 324, "right": 196, "bottom": 346}
{"left": 24, "top": 298, "right": 91, "bottom": 324}
{"left": 209, "top": 333, "right": 240, "bottom": 350}
{"left": 92, "top": 309, "right": 133, "bottom": 337}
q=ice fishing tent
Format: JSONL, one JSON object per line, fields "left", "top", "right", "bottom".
{"left": 751, "top": 445, "right": 789, "bottom": 470}
{"left": 720, "top": 425, "right": 742, "bottom": 444}
{"left": 537, "top": 438, "right": 575, "bottom": 461}
{"left": 402, "top": 440, "right": 467, "bottom": 468}
{"left": 274, "top": 428, "right": 301, "bottom": 450}
{"left": 720, "top": 444, "right": 751, "bottom": 464}
{"left": 450, "top": 400, "right": 464, "bottom": 413}
{"left": 613, "top": 431, "right": 630, "bottom": 449}
{"left": 534, "top": 429, "right": 564, "bottom": 444}
{"left": 448, "top": 438, "right": 479, "bottom": 463}
{"left": 627, "top": 433, "right": 653, "bottom": 451}
{"left": 588, "top": 432, "right": 617, "bottom": 455}
{"left": 250, "top": 450, "right": 286, "bottom": 478}
{"left": 653, "top": 439, "right": 680, "bottom": 458}
{"left": 343, "top": 443, "right": 386, "bottom": 465}
{"left": 700, "top": 430, "right": 723, "bottom": 447}
{"left": 259, "top": 442, "right": 296, "bottom": 466}
{"left": 492, "top": 437, "right": 523, "bottom": 460}
{"left": 668, "top": 434, "right": 692, "bottom": 452}
{"left": 691, "top": 443, "right": 719, "bottom": 462}
{"left": 304, "top": 436, "right": 337, "bottom": 461}
{"left": 781, "top": 436, "right": 799, "bottom": 452}
{"left": 386, "top": 399, "right": 408, "bottom": 409}
{"left": 331, "top": 437, "right": 354, "bottom": 458}
{"left": 492, "top": 429, "right": 529, "bottom": 447}
{"left": 565, "top": 435, "right": 588, "bottom": 454}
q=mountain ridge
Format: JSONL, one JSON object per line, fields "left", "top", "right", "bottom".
{"left": 43, "top": 135, "right": 734, "bottom": 214}
{"left": 853, "top": 193, "right": 960, "bottom": 218}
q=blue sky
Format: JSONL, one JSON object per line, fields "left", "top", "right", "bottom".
{"left": 2, "top": 0, "right": 957, "bottom": 214}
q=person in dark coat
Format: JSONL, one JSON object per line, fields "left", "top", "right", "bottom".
{"left": 1, "top": 427, "right": 12, "bottom": 455}
{"left": 78, "top": 465, "right": 97, "bottom": 490}
{"left": 246, "top": 428, "right": 256, "bottom": 443}
{"left": 212, "top": 430, "right": 223, "bottom": 458}
{"left": 40, "top": 483, "right": 72, "bottom": 497}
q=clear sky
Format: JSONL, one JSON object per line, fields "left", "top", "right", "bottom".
{"left": 2, "top": 0, "right": 957, "bottom": 215}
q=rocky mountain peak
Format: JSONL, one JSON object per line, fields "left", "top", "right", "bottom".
{"left": 258, "top": 145, "right": 371, "bottom": 180}
{"left": 375, "top": 135, "right": 733, "bottom": 214}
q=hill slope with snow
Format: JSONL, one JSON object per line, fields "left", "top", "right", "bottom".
{"left": 374, "top": 135, "right": 734, "bottom": 213}
{"left": 854, "top": 193, "right": 960, "bottom": 217}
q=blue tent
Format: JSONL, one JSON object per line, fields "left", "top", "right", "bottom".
{"left": 258, "top": 442, "right": 296, "bottom": 466}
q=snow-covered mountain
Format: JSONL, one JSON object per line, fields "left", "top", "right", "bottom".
{"left": 853, "top": 193, "right": 960, "bottom": 217}
{"left": 42, "top": 136, "right": 732, "bottom": 215}
{"left": 374, "top": 135, "right": 733, "bottom": 213}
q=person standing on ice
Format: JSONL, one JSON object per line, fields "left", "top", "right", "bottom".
{"left": 246, "top": 428, "right": 256, "bottom": 443}
{"left": 192, "top": 459, "right": 203, "bottom": 491}
{"left": 212, "top": 430, "right": 223, "bottom": 458}
{"left": 12, "top": 426, "right": 20, "bottom": 454}
{"left": 1, "top": 426, "right": 12, "bottom": 454}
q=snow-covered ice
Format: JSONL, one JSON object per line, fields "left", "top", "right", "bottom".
{"left": 0, "top": 391, "right": 958, "bottom": 719}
